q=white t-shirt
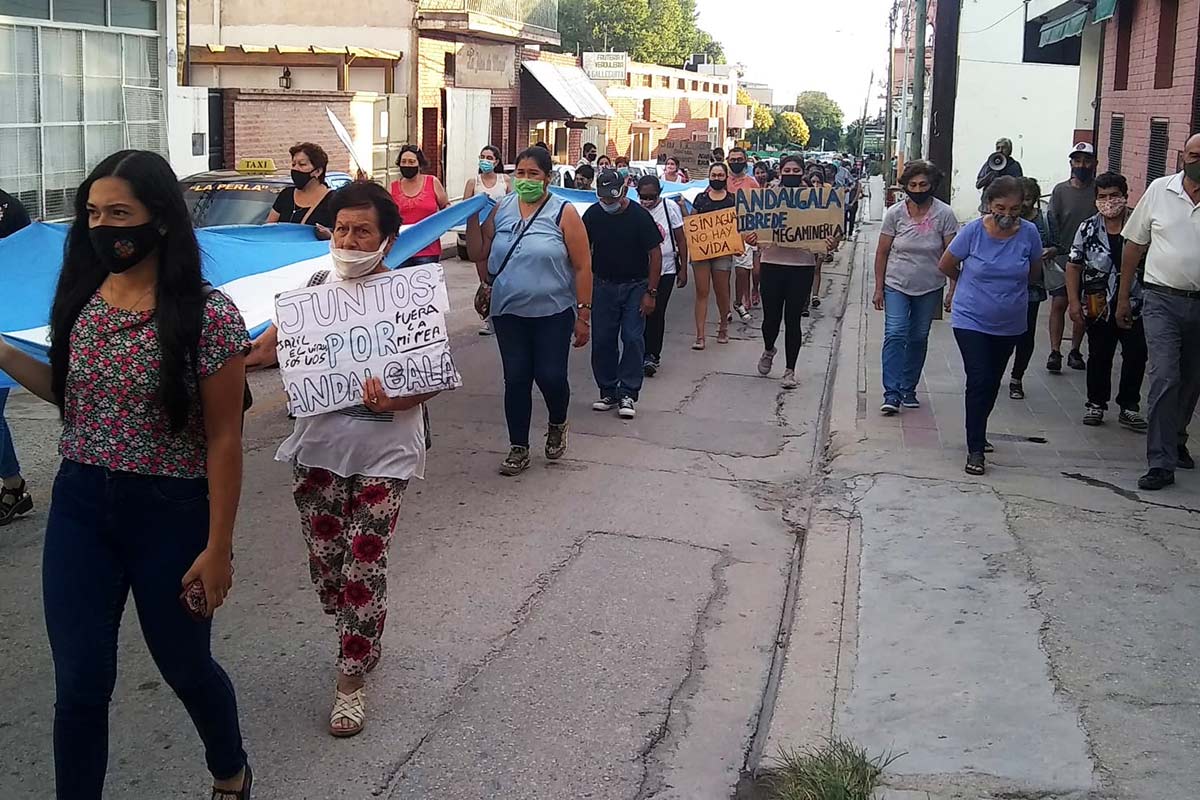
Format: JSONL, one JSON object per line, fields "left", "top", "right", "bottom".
{"left": 274, "top": 270, "right": 427, "bottom": 481}
{"left": 645, "top": 199, "right": 684, "bottom": 275}
{"left": 1122, "top": 172, "right": 1200, "bottom": 291}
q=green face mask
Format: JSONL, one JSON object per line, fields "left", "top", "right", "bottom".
{"left": 514, "top": 179, "right": 546, "bottom": 202}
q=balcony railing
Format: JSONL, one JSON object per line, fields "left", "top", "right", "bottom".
{"left": 418, "top": 0, "right": 558, "bottom": 33}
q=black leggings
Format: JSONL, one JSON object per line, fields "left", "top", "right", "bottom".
{"left": 1009, "top": 300, "right": 1042, "bottom": 381}
{"left": 761, "top": 264, "right": 816, "bottom": 369}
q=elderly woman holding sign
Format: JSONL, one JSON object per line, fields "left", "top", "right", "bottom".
{"left": 755, "top": 154, "right": 837, "bottom": 389}
{"left": 273, "top": 181, "right": 442, "bottom": 738}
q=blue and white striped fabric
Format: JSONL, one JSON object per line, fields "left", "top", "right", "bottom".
{"left": 0, "top": 194, "right": 493, "bottom": 388}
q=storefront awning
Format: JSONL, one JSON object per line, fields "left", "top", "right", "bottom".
{"left": 1092, "top": 0, "right": 1117, "bottom": 22}
{"left": 521, "top": 61, "right": 615, "bottom": 120}
{"left": 1039, "top": 7, "right": 1089, "bottom": 47}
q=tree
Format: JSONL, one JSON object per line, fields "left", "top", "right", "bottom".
{"left": 794, "top": 90, "right": 844, "bottom": 150}
{"left": 636, "top": 0, "right": 689, "bottom": 64}
{"left": 774, "top": 112, "right": 810, "bottom": 148}
{"left": 559, "top": 0, "right": 725, "bottom": 66}
{"left": 751, "top": 105, "right": 775, "bottom": 143}
{"left": 843, "top": 116, "right": 868, "bottom": 154}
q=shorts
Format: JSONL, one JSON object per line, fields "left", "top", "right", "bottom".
{"left": 1049, "top": 286, "right": 1068, "bottom": 299}
{"left": 699, "top": 255, "right": 734, "bottom": 272}
{"left": 733, "top": 245, "right": 754, "bottom": 270}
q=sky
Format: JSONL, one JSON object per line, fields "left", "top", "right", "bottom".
{"left": 694, "top": 0, "right": 893, "bottom": 122}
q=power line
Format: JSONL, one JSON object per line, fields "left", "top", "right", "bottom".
{"left": 958, "top": 2, "right": 1025, "bottom": 35}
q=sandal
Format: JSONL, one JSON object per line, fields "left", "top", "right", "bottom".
{"left": 212, "top": 763, "right": 253, "bottom": 800}
{"left": 717, "top": 328, "right": 730, "bottom": 345}
{"left": 965, "top": 452, "right": 986, "bottom": 475}
{"left": 692, "top": 338, "right": 706, "bottom": 351}
{"left": 330, "top": 687, "right": 366, "bottom": 738}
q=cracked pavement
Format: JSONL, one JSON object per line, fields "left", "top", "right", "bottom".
{"left": 0, "top": 245, "right": 855, "bottom": 799}
{"left": 764, "top": 226, "right": 1200, "bottom": 800}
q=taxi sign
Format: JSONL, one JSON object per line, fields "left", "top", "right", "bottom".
{"left": 236, "top": 158, "right": 276, "bottom": 174}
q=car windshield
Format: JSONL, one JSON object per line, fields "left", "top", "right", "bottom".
{"left": 184, "top": 183, "right": 281, "bottom": 227}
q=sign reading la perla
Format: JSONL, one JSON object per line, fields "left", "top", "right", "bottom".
{"left": 274, "top": 266, "right": 463, "bottom": 418}
{"left": 455, "top": 43, "right": 515, "bottom": 89}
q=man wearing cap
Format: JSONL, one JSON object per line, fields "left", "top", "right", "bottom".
{"left": 582, "top": 168, "right": 664, "bottom": 419}
{"left": 1117, "top": 133, "right": 1200, "bottom": 490}
{"left": 1043, "top": 143, "right": 1099, "bottom": 374}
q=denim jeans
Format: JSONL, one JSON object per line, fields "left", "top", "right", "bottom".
{"left": 44, "top": 460, "right": 247, "bottom": 798}
{"left": 492, "top": 309, "right": 574, "bottom": 447}
{"left": 591, "top": 279, "right": 647, "bottom": 401}
{"left": 881, "top": 286, "right": 942, "bottom": 401}
{"left": 0, "top": 388, "right": 18, "bottom": 479}
{"left": 953, "top": 328, "right": 1021, "bottom": 454}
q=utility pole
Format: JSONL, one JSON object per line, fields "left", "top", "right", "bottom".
{"left": 910, "top": 0, "right": 927, "bottom": 159}
{"left": 859, "top": 69, "right": 873, "bottom": 159}
{"left": 884, "top": 0, "right": 897, "bottom": 181}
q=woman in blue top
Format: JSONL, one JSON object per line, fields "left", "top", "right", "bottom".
{"left": 467, "top": 147, "right": 593, "bottom": 476}
{"left": 939, "top": 176, "right": 1044, "bottom": 475}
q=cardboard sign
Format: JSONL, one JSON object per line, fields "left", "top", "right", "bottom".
{"left": 736, "top": 187, "right": 846, "bottom": 252}
{"left": 659, "top": 139, "right": 712, "bottom": 169}
{"left": 684, "top": 209, "right": 743, "bottom": 262}
{"left": 274, "top": 267, "right": 462, "bottom": 418}
{"left": 456, "top": 43, "right": 515, "bottom": 89}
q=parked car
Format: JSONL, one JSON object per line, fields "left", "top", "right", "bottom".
{"left": 181, "top": 158, "right": 352, "bottom": 228}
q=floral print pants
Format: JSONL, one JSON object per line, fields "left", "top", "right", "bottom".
{"left": 292, "top": 465, "right": 407, "bottom": 677}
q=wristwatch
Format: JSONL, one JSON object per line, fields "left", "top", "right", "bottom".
{"left": 646, "top": 288, "right": 658, "bottom": 298}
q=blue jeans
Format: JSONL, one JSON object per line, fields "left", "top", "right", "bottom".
{"left": 492, "top": 309, "right": 574, "bottom": 447}
{"left": 591, "top": 279, "right": 648, "bottom": 401}
{"left": 44, "top": 460, "right": 246, "bottom": 798}
{"left": 882, "top": 286, "right": 942, "bottom": 401}
{"left": 0, "top": 388, "right": 18, "bottom": 479}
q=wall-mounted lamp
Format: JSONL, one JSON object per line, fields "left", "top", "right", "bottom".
{"left": 279, "top": 67, "right": 292, "bottom": 89}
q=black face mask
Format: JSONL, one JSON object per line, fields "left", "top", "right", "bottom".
{"left": 729, "top": 161, "right": 747, "bottom": 174}
{"left": 89, "top": 223, "right": 163, "bottom": 274}
{"left": 709, "top": 179, "right": 727, "bottom": 192}
{"left": 906, "top": 189, "right": 934, "bottom": 205}
{"left": 291, "top": 169, "right": 314, "bottom": 189}
{"left": 399, "top": 165, "right": 421, "bottom": 179}
{"left": 780, "top": 174, "right": 804, "bottom": 188}
{"left": 1071, "top": 166, "right": 1095, "bottom": 182}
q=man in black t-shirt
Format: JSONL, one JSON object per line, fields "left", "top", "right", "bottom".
{"left": 582, "top": 169, "right": 664, "bottom": 419}
{"left": 0, "top": 189, "right": 32, "bottom": 239}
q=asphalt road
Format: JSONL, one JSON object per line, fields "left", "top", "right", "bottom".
{"left": 0, "top": 252, "right": 852, "bottom": 800}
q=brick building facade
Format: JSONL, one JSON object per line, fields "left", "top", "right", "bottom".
{"left": 220, "top": 89, "right": 375, "bottom": 172}
{"left": 1097, "top": 0, "right": 1200, "bottom": 200}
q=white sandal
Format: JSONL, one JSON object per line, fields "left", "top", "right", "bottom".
{"left": 330, "top": 687, "right": 366, "bottom": 738}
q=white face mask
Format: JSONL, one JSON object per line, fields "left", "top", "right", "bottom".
{"left": 330, "top": 239, "right": 388, "bottom": 279}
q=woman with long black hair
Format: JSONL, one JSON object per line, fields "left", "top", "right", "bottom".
{"left": 0, "top": 150, "right": 253, "bottom": 799}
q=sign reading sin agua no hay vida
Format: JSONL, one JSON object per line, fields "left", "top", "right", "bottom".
{"left": 274, "top": 266, "right": 463, "bottom": 418}
{"left": 683, "top": 209, "right": 743, "bottom": 261}
{"left": 736, "top": 187, "right": 846, "bottom": 252}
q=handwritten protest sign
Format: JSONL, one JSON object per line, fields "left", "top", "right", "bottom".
{"left": 659, "top": 139, "right": 711, "bottom": 169}
{"left": 683, "top": 209, "right": 743, "bottom": 261}
{"left": 274, "top": 266, "right": 462, "bottom": 417}
{"left": 736, "top": 187, "right": 846, "bottom": 252}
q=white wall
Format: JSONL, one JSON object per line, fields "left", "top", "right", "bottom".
{"left": 167, "top": 86, "right": 211, "bottom": 176}
{"left": 1076, "top": 21, "right": 1101, "bottom": 132}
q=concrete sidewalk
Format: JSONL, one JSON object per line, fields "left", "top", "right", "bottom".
{"left": 766, "top": 225, "right": 1200, "bottom": 799}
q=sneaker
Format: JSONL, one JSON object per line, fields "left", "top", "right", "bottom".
{"left": 499, "top": 446, "right": 530, "bottom": 476}
{"left": 810, "top": 296, "right": 822, "bottom": 309}
{"left": 0, "top": 480, "right": 33, "bottom": 526}
{"left": 1046, "top": 351, "right": 1063, "bottom": 373}
{"left": 593, "top": 396, "right": 618, "bottom": 412}
{"left": 880, "top": 397, "right": 900, "bottom": 416}
{"left": 545, "top": 422, "right": 568, "bottom": 460}
{"left": 901, "top": 393, "right": 920, "bottom": 409}
{"left": 643, "top": 359, "right": 658, "bottom": 378}
{"left": 1009, "top": 380, "right": 1025, "bottom": 400}
{"left": 1179, "top": 444, "right": 1195, "bottom": 470}
{"left": 1138, "top": 468, "right": 1175, "bottom": 490}
{"left": 618, "top": 397, "right": 636, "bottom": 419}
{"left": 781, "top": 369, "right": 798, "bottom": 389}
{"left": 758, "top": 348, "right": 776, "bottom": 376}
{"left": 478, "top": 320, "right": 494, "bottom": 336}
{"left": 735, "top": 303, "right": 752, "bottom": 322}
{"left": 1067, "top": 349, "right": 1086, "bottom": 370}
{"left": 965, "top": 452, "right": 986, "bottom": 475}
{"left": 1082, "top": 403, "right": 1104, "bottom": 426}
{"left": 1118, "top": 409, "right": 1148, "bottom": 432}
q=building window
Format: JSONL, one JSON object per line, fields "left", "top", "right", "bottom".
{"left": 1193, "top": 54, "right": 1200, "bottom": 136}
{"left": 691, "top": 80, "right": 698, "bottom": 91}
{"left": 1154, "top": 0, "right": 1178, "bottom": 89}
{"left": 1113, "top": 0, "right": 1134, "bottom": 91}
{"left": 1147, "top": 118, "right": 1169, "bottom": 186}
{"left": 0, "top": 0, "right": 155, "bottom": 25}
{"left": 703, "top": 82, "right": 710, "bottom": 92}
{"left": 642, "top": 99, "right": 651, "bottom": 121}
{"left": 643, "top": 74, "right": 652, "bottom": 87}
{"left": 1108, "top": 114, "right": 1124, "bottom": 174}
{"left": 677, "top": 78, "right": 684, "bottom": 90}
{"left": 660, "top": 75, "right": 669, "bottom": 88}
{"left": 0, "top": 23, "right": 163, "bottom": 220}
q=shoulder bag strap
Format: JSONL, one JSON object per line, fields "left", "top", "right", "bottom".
{"left": 297, "top": 190, "right": 329, "bottom": 226}
{"left": 486, "top": 196, "right": 550, "bottom": 287}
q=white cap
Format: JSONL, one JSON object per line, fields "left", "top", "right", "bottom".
{"left": 1070, "top": 142, "right": 1096, "bottom": 158}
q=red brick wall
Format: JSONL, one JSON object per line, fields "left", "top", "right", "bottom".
{"left": 603, "top": 90, "right": 726, "bottom": 159}
{"left": 220, "top": 89, "right": 361, "bottom": 172}
{"left": 1098, "top": 0, "right": 1199, "bottom": 201}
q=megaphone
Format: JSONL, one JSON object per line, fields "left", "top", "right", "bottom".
{"left": 988, "top": 152, "right": 1009, "bottom": 172}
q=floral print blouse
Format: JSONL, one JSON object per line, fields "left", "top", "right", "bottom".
{"left": 59, "top": 290, "right": 249, "bottom": 479}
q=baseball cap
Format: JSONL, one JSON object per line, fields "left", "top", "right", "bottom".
{"left": 596, "top": 168, "right": 624, "bottom": 199}
{"left": 1070, "top": 142, "right": 1096, "bottom": 158}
